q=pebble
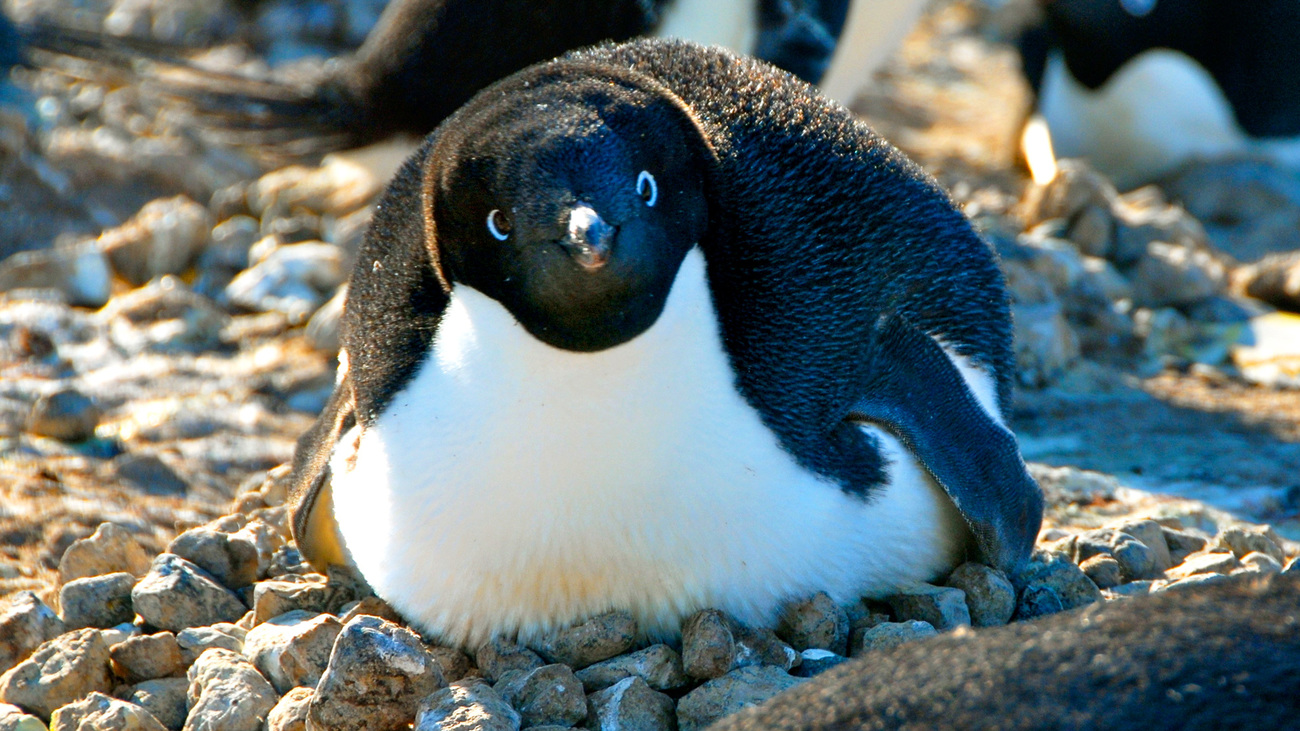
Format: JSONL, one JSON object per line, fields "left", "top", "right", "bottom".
{"left": 27, "top": 389, "right": 100, "bottom": 443}
{"left": 732, "top": 627, "right": 799, "bottom": 672}
{"left": 305, "top": 285, "right": 345, "bottom": 352}
{"left": 681, "top": 610, "right": 736, "bottom": 681}
{"left": 1013, "top": 584, "right": 1066, "bottom": 620}
{"left": 131, "top": 555, "right": 246, "bottom": 633}
{"left": 241, "top": 610, "right": 341, "bottom": 694}
{"left": 126, "top": 678, "right": 188, "bottom": 731}
{"left": 1159, "top": 573, "right": 1234, "bottom": 592}
{"left": 414, "top": 679, "right": 519, "bottom": 731}
{"left": 166, "top": 528, "right": 259, "bottom": 591}
{"left": 886, "top": 584, "right": 970, "bottom": 631}
{"left": 0, "top": 242, "right": 112, "bottom": 307}
{"left": 264, "top": 687, "right": 312, "bottom": 731}
{"left": 1015, "top": 550, "right": 1102, "bottom": 615}
{"left": 1213, "top": 525, "right": 1286, "bottom": 564}
{"left": 1161, "top": 527, "right": 1209, "bottom": 565}
{"left": 1238, "top": 251, "right": 1300, "bottom": 312}
{"left": 1078, "top": 555, "right": 1122, "bottom": 589}
{"left": 676, "top": 666, "right": 804, "bottom": 731}
{"left": 174, "top": 625, "right": 245, "bottom": 666}
{"left": 775, "top": 592, "right": 849, "bottom": 654}
{"left": 0, "top": 703, "right": 46, "bottom": 731}
{"left": 308, "top": 616, "right": 446, "bottom": 731}
{"left": 1128, "top": 241, "right": 1225, "bottom": 308}
{"left": 0, "top": 629, "right": 114, "bottom": 720}
{"left": 529, "top": 610, "right": 637, "bottom": 670}
{"left": 575, "top": 644, "right": 688, "bottom": 693}
{"left": 101, "top": 280, "right": 229, "bottom": 356}
{"left": 1107, "top": 520, "right": 1173, "bottom": 572}
{"left": 1011, "top": 300, "right": 1080, "bottom": 387}
{"left": 58, "top": 524, "right": 153, "bottom": 584}
{"left": 1068, "top": 529, "right": 1159, "bottom": 581}
{"left": 110, "top": 454, "right": 190, "bottom": 497}
{"left": 791, "top": 649, "right": 849, "bottom": 678}
{"left": 184, "top": 649, "right": 277, "bottom": 731}
{"left": 224, "top": 242, "right": 345, "bottom": 324}
{"left": 850, "top": 621, "right": 938, "bottom": 657}
{"left": 99, "top": 196, "right": 212, "bottom": 287}
{"left": 47, "top": 692, "right": 165, "bottom": 731}
{"left": 474, "top": 640, "right": 544, "bottom": 685}
{"left": 0, "top": 593, "right": 66, "bottom": 676}
{"left": 1239, "top": 552, "right": 1283, "bottom": 575}
{"left": 943, "top": 563, "right": 1016, "bottom": 627}
{"left": 494, "top": 665, "right": 586, "bottom": 729}
{"left": 1167, "top": 550, "right": 1244, "bottom": 579}
{"left": 108, "top": 633, "right": 183, "bottom": 684}
{"left": 336, "top": 596, "right": 403, "bottom": 626}
{"left": 1284, "top": 557, "right": 1299, "bottom": 575}
{"left": 251, "top": 577, "right": 331, "bottom": 624}
{"left": 586, "top": 676, "right": 676, "bottom": 731}
{"left": 58, "top": 573, "right": 136, "bottom": 630}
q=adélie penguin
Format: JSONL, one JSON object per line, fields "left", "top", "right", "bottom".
{"left": 289, "top": 38, "right": 1044, "bottom": 647}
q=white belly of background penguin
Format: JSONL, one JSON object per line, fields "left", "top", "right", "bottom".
{"left": 289, "top": 38, "right": 1043, "bottom": 648}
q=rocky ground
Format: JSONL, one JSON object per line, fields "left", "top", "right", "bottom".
{"left": 2, "top": 0, "right": 1300, "bottom": 730}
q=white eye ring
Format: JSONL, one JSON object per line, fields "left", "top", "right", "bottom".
{"left": 637, "top": 170, "right": 657, "bottom": 207}
{"left": 487, "top": 209, "right": 510, "bottom": 241}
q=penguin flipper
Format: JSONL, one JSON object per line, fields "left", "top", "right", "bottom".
{"left": 288, "top": 375, "right": 356, "bottom": 571}
{"left": 848, "top": 314, "right": 1043, "bottom": 575}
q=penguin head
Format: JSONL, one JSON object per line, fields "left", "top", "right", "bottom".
{"left": 425, "top": 67, "right": 713, "bottom": 352}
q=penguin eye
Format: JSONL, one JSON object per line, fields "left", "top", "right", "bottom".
{"left": 636, "top": 170, "right": 658, "bottom": 207}
{"left": 486, "top": 209, "right": 511, "bottom": 241}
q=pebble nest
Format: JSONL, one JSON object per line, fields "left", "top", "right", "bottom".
{"left": 3, "top": 0, "right": 1300, "bottom": 729}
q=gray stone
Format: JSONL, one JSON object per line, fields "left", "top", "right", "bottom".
{"left": 1239, "top": 552, "right": 1283, "bottom": 575}
{"left": 1070, "top": 529, "right": 1159, "bottom": 581}
{"left": 0, "top": 628, "right": 114, "bottom": 720}
{"left": 414, "top": 679, "right": 519, "bottom": 731}
{"left": 1159, "top": 573, "right": 1234, "bottom": 592}
{"left": 308, "top": 616, "right": 446, "bottom": 731}
{"left": 680, "top": 610, "right": 735, "bottom": 681}
{"left": 886, "top": 584, "right": 970, "bottom": 631}
{"left": 27, "top": 390, "right": 100, "bottom": 443}
{"left": 110, "top": 454, "right": 189, "bottom": 496}
{"left": 241, "top": 610, "right": 341, "bottom": 694}
{"left": 128, "top": 678, "right": 190, "bottom": 731}
{"left": 473, "top": 639, "right": 544, "bottom": 685}
{"left": 576, "top": 645, "right": 688, "bottom": 693}
{"left": 250, "top": 578, "right": 330, "bottom": 625}
{"left": 0, "top": 593, "right": 66, "bottom": 677}
{"left": 775, "top": 592, "right": 849, "bottom": 654}
{"left": 166, "top": 528, "right": 259, "bottom": 591}
{"left": 264, "top": 687, "right": 312, "bottom": 731}
{"left": 732, "top": 627, "right": 799, "bottom": 673}
{"left": 174, "top": 625, "right": 245, "bottom": 666}
{"left": 48, "top": 692, "right": 165, "bottom": 731}
{"left": 1283, "top": 557, "right": 1298, "bottom": 575}
{"left": 0, "top": 702, "right": 46, "bottom": 731}
{"left": 131, "top": 554, "right": 246, "bottom": 633}
{"left": 336, "top": 596, "right": 403, "bottom": 627}
{"left": 1012, "top": 300, "right": 1079, "bottom": 387}
{"left": 1129, "top": 241, "right": 1226, "bottom": 308}
{"left": 306, "top": 285, "right": 345, "bottom": 352}
{"left": 109, "top": 633, "right": 183, "bottom": 684}
{"left": 100, "top": 279, "right": 229, "bottom": 355}
{"left": 495, "top": 664, "right": 587, "bottom": 729}
{"left": 225, "top": 242, "right": 345, "bottom": 324}
{"left": 1026, "top": 159, "right": 1117, "bottom": 226}
{"left": 676, "top": 666, "right": 804, "bottom": 731}
{"left": 100, "top": 196, "right": 212, "bottom": 287}
{"left": 791, "top": 649, "right": 848, "bottom": 678}
{"left": 1016, "top": 550, "right": 1102, "bottom": 613}
{"left": 1167, "top": 551, "right": 1243, "bottom": 579}
{"left": 184, "top": 648, "right": 276, "bottom": 731}
{"left": 850, "top": 621, "right": 938, "bottom": 657}
{"left": 0, "top": 242, "right": 112, "bottom": 307}
{"left": 1107, "top": 520, "right": 1173, "bottom": 572}
{"left": 529, "top": 610, "right": 637, "bottom": 670}
{"left": 1162, "top": 527, "right": 1209, "bottom": 565}
{"left": 1013, "top": 584, "right": 1066, "bottom": 620}
{"left": 1067, "top": 203, "right": 1114, "bottom": 258}
{"left": 1079, "top": 555, "right": 1123, "bottom": 589}
{"left": 943, "top": 563, "right": 1016, "bottom": 627}
{"left": 59, "top": 573, "right": 136, "bottom": 630}
{"left": 586, "top": 676, "right": 676, "bottom": 731}
{"left": 1105, "top": 581, "right": 1157, "bottom": 598}
{"left": 58, "top": 524, "right": 153, "bottom": 584}
{"left": 1213, "top": 525, "right": 1286, "bottom": 564}
{"left": 426, "top": 646, "right": 474, "bottom": 684}
{"left": 1239, "top": 250, "right": 1300, "bottom": 312}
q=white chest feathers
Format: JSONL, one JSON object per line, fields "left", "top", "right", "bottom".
{"left": 329, "top": 248, "right": 967, "bottom": 646}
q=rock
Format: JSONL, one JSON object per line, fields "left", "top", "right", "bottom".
{"left": 1025, "top": 159, "right": 1117, "bottom": 227}
{"left": 47, "top": 692, "right": 165, "bottom": 731}
{"left": 0, "top": 593, "right": 66, "bottom": 676}
{"left": 586, "top": 676, "right": 676, "bottom": 731}
{"left": 127, "top": 678, "right": 189, "bottom": 731}
{"left": 131, "top": 554, "right": 246, "bottom": 633}
{"left": 1167, "top": 551, "right": 1243, "bottom": 579}
{"left": 1284, "top": 557, "right": 1299, "bottom": 575}
{"left": 1159, "top": 573, "right": 1234, "bottom": 592}
{"left": 1129, "top": 241, "right": 1226, "bottom": 308}
{"left": 1067, "top": 203, "right": 1114, "bottom": 258}
{"left": 775, "top": 592, "right": 849, "bottom": 654}
{"left": 100, "top": 279, "right": 229, "bottom": 355}
{"left": 201, "top": 216, "right": 258, "bottom": 273}
{"left": 224, "top": 243, "right": 345, "bottom": 324}
{"left": 943, "top": 563, "right": 1016, "bottom": 627}
{"left": 110, "top": 454, "right": 190, "bottom": 497}
{"left": 0, "top": 702, "right": 46, "bottom": 731}
{"left": 1012, "top": 300, "right": 1080, "bottom": 386}
{"left": 59, "top": 573, "right": 136, "bottom": 630}
{"left": 308, "top": 616, "right": 446, "bottom": 731}
{"left": 100, "top": 196, "right": 212, "bottom": 287}
{"left": 791, "top": 649, "right": 848, "bottom": 678}
{"left": 305, "top": 286, "right": 345, "bottom": 352}
{"left": 680, "top": 610, "right": 736, "bottom": 681}
{"left": 1106, "top": 520, "right": 1173, "bottom": 572}
{"left": 58, "top": 524, "right": 153, "bottom": 584}
{"left": 494, "top": 664, "right": 586, "bottom": 729}
{"left": 1079, "top": 555, "right": 1123, "bottom": 589}
{"left": 676, "top": 666, "right": 804, "bottom": 731}
{"left": 1239, "top": 250, "right": 1300, "bottom": 312}
{"left": 1068, "top": 529, "right": 1159, "bottom": 581}
{"left": 1106, "top": 580, "right": 1157, "bottom": 598}
{"left": 1162, "top": 527, "right": 1209, "bottom": 565}
{"left": 241, "top": 610, "right": 341, "bottom": 694}
{"left": 886, "top": 584, "right": 970, "bottom": 631}
{"left": 1013, "top": 584, "right": 1066, "bottom": 620}
{"left": 1231, "top": 312, "right": 1300, "bottom": 388}
{"left": 336, "top": 596, "right": 403, "bottom": 626}
{"left": 184, "top": 649, "right": 277, "bottom": 731}
{"left": 0, "top": 242, "right": 112, "bottom": 307}
{"left": 414, "top": 679, "right": 519, "bottom": 731}
{"left": 575, "top": 644, "right": 688, "bottom": 693}
{"left": 166, "top": 528, "right": 259, "bottom": 591}
{"left": 247, "top": 158, "right": 383, "bottom": 220}
{"left": 264, "top": 687, "right": 312, "bottom": 731}
{"left": 1239, "top": 552, "right": 1283, "bottom": 575}
{"left": 109, "top": 633, "right": 183, "bottom": 684}
{"left": 174, "top": 625, "right": 245, "bottom": 666}
{"left": 426, "top": 646, "right": 474, "bottom": 685}
{"left": 250, "top": 578, "right": 330, "bottom": 624}
{"left": 732, "top": 627, "right": 799, "bottom": 672}
{"left": 529, "top": 611, "right": 637, "bottom": 670}
{"left": 1213, "top": 525, "right": 1286, "bottom": 564}
{"left": 1016, "top": 550, "right": 1102, "bottom": 613}
{"left": 27, "top": 390, "right": 99, "bottom": 443}
{"left": 474, "top": 639, "right": 544, "bottom": 685}
{"left": 849, "top": 621, "right": 938, "bottom": 657}
{"left": 0, "top": 628, "right": 114, "bottom": 720}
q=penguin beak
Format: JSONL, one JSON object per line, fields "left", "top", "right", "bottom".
{"left": 561, "top": 204, "right": 615, "bottom": 271}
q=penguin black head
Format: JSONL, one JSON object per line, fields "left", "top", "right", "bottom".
{"left": 423, "top": 66, "right": 713, "bottom": 352}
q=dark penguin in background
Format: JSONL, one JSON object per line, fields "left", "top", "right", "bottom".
{"left": 1018, "top": 0, "right": 1300, "bottom": 188}
{"left": 289, "top": 38, "right": 1043, "bottom": 647}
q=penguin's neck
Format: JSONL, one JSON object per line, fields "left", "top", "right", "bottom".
{"left": 654, "top": 0, "right": 758, "bottom": 57}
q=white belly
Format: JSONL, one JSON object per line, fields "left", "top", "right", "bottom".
{"left": 329, "top": 249, "right": 970, "bottom": 646}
